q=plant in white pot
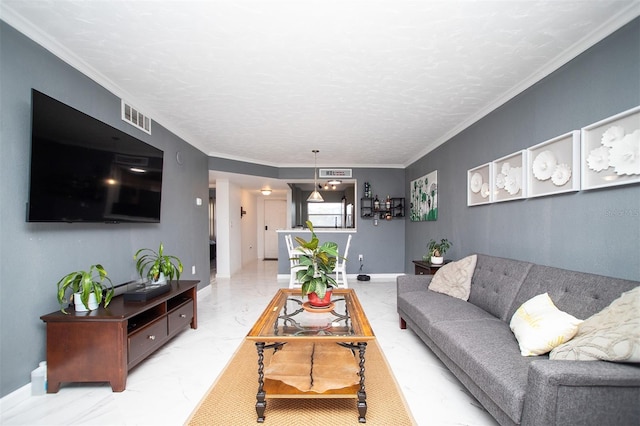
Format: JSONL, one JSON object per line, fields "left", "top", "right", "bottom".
{"left": 134, "top": 242, "right": 183, "bottom": 284}
{"left": 427, "top": 238, "right": 451, "bottom": 265}
{"left": 293, "top": 221, "right": 340, "bottom": 307}
{"left": 56, "top": 264, "right": 115, "bottom": 314}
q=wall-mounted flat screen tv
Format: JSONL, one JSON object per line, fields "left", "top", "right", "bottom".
{"left": 27, "top": 89, "right": 164, "bottom": 223}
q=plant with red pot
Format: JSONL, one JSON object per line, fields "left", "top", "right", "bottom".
{"left": 292, "top": 221, "right": 340, "bottom": 307}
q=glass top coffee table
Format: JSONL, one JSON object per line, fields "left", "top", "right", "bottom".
{"left": 246, "top": 288, "right": 376, "bottom": 423}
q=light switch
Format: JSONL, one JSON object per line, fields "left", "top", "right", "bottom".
{"left": 196, "top": 197, "right": 202, "bottom": 206}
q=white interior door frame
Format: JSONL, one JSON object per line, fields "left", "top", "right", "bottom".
{"left": 264, "top": 199, "right": 286, "bottom": 259}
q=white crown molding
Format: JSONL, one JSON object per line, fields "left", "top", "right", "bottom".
{"left": 208, "top": 149, "right": 405, "bottom": 169}
{"left": 2, "top": 5, "right": 403, "bottom": 168}
{"left": 3, "top": 2, "right": 638, "bottom": 170}
{"left": 1, "top": 5, "right": 130, "bottom": 106}
{"left": 0, "top": 3, "right": 208, "bottom": 154}
{"left": 407, "top": 2, "right": 640, "bottom": 168}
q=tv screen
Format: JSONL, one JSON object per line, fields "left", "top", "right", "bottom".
{"left": 28, "top": 89, "right": 164, "bottom": 223}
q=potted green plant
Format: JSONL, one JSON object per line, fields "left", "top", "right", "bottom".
{"left": 293, "top": 221, "right": 339, "bottom": 307}
{"left": 56, "top": 264, "right": 115, "bottom": 314}
{"left": 134, "top": 242, "right": 183, "bottom": 284}
{"left": 427, "top": 238, "right": 451, "bottom": 265}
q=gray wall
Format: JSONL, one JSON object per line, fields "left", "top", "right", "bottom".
{"left": 0, "top": 23, "right": 210, "bottom": 397}
{"left": 274, "top": 167, "right": 406, "bottom": 275}
{"left": 4, "top": 12, "right": 636, "bottom": 400}
{"left": 205, "top": 161, "right": 407, "bottom": 274}
{"left": 405, "top": 19, "right": 640, "bottom": 281}
{"left": 208, "top": 156, "right": 279, "bottom": 178}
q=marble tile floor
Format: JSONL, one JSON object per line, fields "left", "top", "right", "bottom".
{"left": 1, "top": 260, "right": 497, "bottom": 426}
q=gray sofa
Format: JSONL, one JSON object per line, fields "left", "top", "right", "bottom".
{"left": 397, "top": 254, "right": 640, "bottom": 426}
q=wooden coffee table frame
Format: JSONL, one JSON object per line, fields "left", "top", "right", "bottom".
{"left": 246, "top": 289, "right": 376, "bottom": 423}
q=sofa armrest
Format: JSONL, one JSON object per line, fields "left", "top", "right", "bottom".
{"left": 522, "top": 360, "right": 640, "bottom": 426}
{"left": 397, "top": 274, "right": 432, "bottom": 294}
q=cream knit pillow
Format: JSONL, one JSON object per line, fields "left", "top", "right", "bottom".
{"left": 550, "top": 286, "right": 640, "bottom": 362}
{"left": 428, "top": 254, "right": 477, "bottom": 301}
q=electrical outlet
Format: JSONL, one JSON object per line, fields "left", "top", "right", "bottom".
{"left": 191, "top": 265, "right": 196, "bottom": 275}
{"left": 358, "top": 254, "right": 364, "bottom": 262}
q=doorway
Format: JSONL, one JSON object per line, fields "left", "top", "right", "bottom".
{"left": 208, "top": 194, "right": 216, "bottom": 274}
{"left": 264, "top": 199, "right": 286, "bottom": 259}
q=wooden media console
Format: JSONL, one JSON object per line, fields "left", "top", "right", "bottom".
{"left": 40, "top": 280, "right": 199, "bottom": 393}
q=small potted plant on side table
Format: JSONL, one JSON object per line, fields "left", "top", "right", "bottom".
{"left": 56, "top": 264, "right": 115, "bottom": 314}
{"left": 293, "top": 221, "right": 340, "bottom": 308}
{"left": 427, "top": 238, "right": 451, "bottom": 265}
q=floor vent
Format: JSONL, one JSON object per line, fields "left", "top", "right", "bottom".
{"left": 121, "top": 100, "right": 151, "bottom": 134}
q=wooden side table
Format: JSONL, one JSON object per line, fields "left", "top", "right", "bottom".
{"left": 412, "top": 260, "right": 449, "bottom": 275}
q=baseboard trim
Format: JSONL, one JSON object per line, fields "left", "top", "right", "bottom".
{"left": 197, "top": 283, "right": 212, "bottom": 299}
{"left": 277, "top": 273, "right": 405, "bottom": 281}
{"left": 0, "top": 383, "right": 30, "bottom": 414}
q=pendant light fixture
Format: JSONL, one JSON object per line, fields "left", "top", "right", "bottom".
{"left": 307, "top": 150, "right": 324, "bottom": 202}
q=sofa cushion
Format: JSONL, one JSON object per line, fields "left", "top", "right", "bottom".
{"left": 397, "top": 274, "right": 433, "bottom": 294}
{"left": 428, "top": 254, "right": 477, "bottom": 300}
{"left": 429, "top": 318, "right": 536, "bottom": 424}
{"left": 510, "top": 293, "right": 582, "bottom": 356}
{"left": 507, "top": 264, "right": 639, "bottom": 321}
{"left": 468, "top": 254, "right": 533, "bottom": 321}
{"left": 398, "top": 289, "right": 497, "bottom": 333}
{"left": 550, "top": 286, "right": 640, "bottom": 362}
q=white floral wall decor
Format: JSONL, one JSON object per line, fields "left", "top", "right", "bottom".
{"left": 492, "top": 151, "right": 527, "bottom": 203}
{"left": 467, "top": 163, "right": 492, "bottom": 206}
{"left": 581, "top": 106, "right": 640, "bottom": 190}
{"left": 527, "top": 130, "right": 581, "bottom": 198}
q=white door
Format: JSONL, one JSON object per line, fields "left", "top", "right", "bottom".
{"left": 264, "top": 200, "right": 287, "bottom": 259}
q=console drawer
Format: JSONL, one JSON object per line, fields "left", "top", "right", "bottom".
{"left": 168, "top": 300, "right": 194, "bottom": 336}
{"left": 128, "top": 318, "right": 168, "bottom": 366}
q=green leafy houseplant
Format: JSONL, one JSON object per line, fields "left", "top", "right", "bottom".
{"left": 293, "top": 221, "right": 339, "bottom": 300}
{"left": 56, "top": 264, "right": 114, "bottom": 314}
{"left": 134, "top": 242, "right": 183, "bottom": 283}
{"left": 427, "top": 238, "right": 452, "bottom": 258}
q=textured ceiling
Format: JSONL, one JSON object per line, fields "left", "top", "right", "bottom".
{"left": 1, "top": 1, "right": 638, "bottom": 170}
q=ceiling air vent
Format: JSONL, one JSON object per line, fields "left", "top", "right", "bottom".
{"left": 319, "top": 169, "right": 352, "bottom": 178}
{"left": 121, "top": 100, "right": 151, "bottom": 134}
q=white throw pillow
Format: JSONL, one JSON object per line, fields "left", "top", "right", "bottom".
{"left": 550, "top": 286, "right": 640, "bottom": 362}
{"left": 428, "top": 254, "right": 477, "bottom": 301}
{"left": 510, "top": 293, "right": 582, "bottom": 356}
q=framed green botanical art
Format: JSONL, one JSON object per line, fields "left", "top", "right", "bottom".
{"left": 410, "top": 170, "right": 438, "bottom": 221}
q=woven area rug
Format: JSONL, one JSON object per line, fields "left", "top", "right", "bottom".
{"left": 186, "top": 339, "right": 416, "bottom": 425}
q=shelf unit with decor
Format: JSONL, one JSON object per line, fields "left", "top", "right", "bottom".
{"left": 360, "top": 197, "right": 405, "bottom": 219}
{"left": 360, "top": 197, "right": 374, "bottom": 218}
